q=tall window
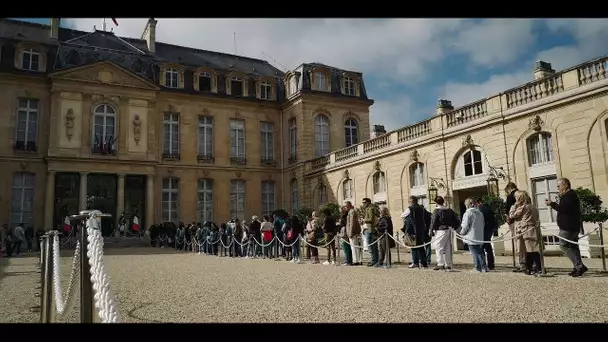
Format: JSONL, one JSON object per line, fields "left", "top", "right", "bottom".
{"left": 15, "top": 98, "right": 38, "bottom": 151}
{"left": 343, "top": 179, "right": 353, "bottom": 202}
{"left": 197, "top": 116, "right": 213, "bottom": 158}
{"left": 410, "top": 163, "right": 425, "bottom": 187}
{"left": 163, "top": 113, "right": 180, "bottom": 158}
{"left": 92, "top": 104, "right": 117, "bottom": 155}
{"left": 289, "top": 118, "right": 297, "bottom": 160}
{"left": 162, "top": 178, "right": 179, "bottom": 223}
{"left": 231, "top": 77, "right": 243, "bottom": 96}
{"left": 289, "top": 77, "right": 297, "bottom": 95}
{"left": 373, "top": 171, "right": 386, "bottom": 194}
{"left": 261, "top": 181, "right": 276, "bottom": 217}
{"left": 165, "top": 68, "right": 179, "bottom": 88}
{"left": 199, "top": 72, "right": 212, "bottom": 92}
{"left": 343, "top": 77, "right": 355, "bottom": 96}
{"left": 344, "top": 118, "right": 358, "bottom": 147}
{"left": 314, "top": 115, "right": 330, "bottom": 157}
{"left": 314, "top": 72, "right": 326, "bottom": 91}
{"left": 197, "top": 179, "right": 213, "bottom": 223}
{"left": 260, "top": 122, "right": 274, "bottom": 162}
{"left": 463, "top": 150, "right": 483, "bottom": 176}
{"left": 21, "top": 48, "right": 39, "bottom": 71}
{"left": 230, "top": 179, "right": 246, "bottom": 220}
{"left": 230, "top": 119, "right": 245, "bottom": 159}
{"left": 260, "top": 81, "right": 272, "bottom": 100}
{"left": 11, "top": 172, "right": 35, "bottom": 229}
{"left": 317, "top": 185, "right": 328, "bottom": 206}
{"left": 528, "top": 133, "right": 553, "bottom": 165}
{"left": 290, "top": 179, "right": 299, "bottom": 212}
{"left": 533, "top": 176, "right": 558, "bottom": 223}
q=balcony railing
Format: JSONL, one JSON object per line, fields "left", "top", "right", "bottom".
{"left": 303, "top": 55, "right": 608, "bottom": 172}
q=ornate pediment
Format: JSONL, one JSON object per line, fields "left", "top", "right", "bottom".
{"left": 49, "top": 61, "right": 160, "bottom": 90}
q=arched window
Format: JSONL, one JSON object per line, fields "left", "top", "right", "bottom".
{"left": 197, "top": 179, "right": 213, "bottom": 223}
{"left": 317, "top": 184, "right": 328, "bottom": 207}
{"left": 290, "top": 179, "right": 299, "bottom": 212}
{"left": 92, "top": 104, "right": 117, "bottom": 155}
{"left": 314, "top": 114, "right": 330, "bottom": 157}
{"left": 22, "top": 48, "right": 39, "bottom": 71}
{"left": 373, "top": 171, "right": 386, "bottom": 194}
{"left": 260, "top": 81, "right": 272, "bottom": 100}
{"left": 164, "top": 68, "right": 179, "bottom": 88}
{"left": 527, "top": 132, "right": 553, "bottom": 166}
{"left": 343, "top": 77, "right": 355, "bottom": 96}
{"left": 342, "top": 178, "right": 354, "bottom": 202}
{"left": 410, "top": 163, "right": 425, "bottom": 187}
{"left": 198, "top": 72, "right": 212, "bottom": 92}
{"left": 463, "top": 150, "right": 483, "bottom": 177}
{"left": 344, "top": 118, "right": 358, "bottom": 147}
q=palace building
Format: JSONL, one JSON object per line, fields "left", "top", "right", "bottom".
{"left": 0, "top": 18, "right": 373, "bottom": 235}
{"left": 1, "top": 18, "right": 607, "bottom": 255}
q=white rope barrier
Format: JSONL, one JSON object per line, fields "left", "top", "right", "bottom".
{"left": 51, "top": 233, "right": 81, "bottom": 318}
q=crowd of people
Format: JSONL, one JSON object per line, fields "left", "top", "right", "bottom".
{"left": 1, "top": 177, "right": 589, "bottom": 278}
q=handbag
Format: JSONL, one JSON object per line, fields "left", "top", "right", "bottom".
{"left": 287, "top": 229, "right": 294, "bottom": 241}
{"left": 263, "top": 231, "right": 273, "bottom": 242}
{"left": 306, "top": 230, "right": 316, "bottom": 243}
{"left": 403, "top": 234, "right": 416, "bottom": 247}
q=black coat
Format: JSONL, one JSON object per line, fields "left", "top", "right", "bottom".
{"left": 550, "top": 189, "right": 582, "bottom": 233}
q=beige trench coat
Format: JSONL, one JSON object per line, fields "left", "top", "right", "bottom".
{"left": 509, "top": 203, "right": 540, "bottom": 253}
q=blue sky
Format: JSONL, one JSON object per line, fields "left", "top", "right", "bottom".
{"left": 15, "top": 18, "right": 608, "bottom": 131}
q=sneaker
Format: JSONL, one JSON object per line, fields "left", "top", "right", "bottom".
{"left": 408, "top": 264, "right": 418, "bottom": 268}
{"left": 445, "top": 266, "right": 453, "bottom": 272}
{"left": 331, "top": 261, "right": 336, "bottom": 265}
{"left": 433, "top": 266, "right": 445, "bottom": 271}
{"left": 322, "top": 261, "right": 330, "bottom": 265}
{"left": 572, "top": 265, "right": 588, "bottom": 277}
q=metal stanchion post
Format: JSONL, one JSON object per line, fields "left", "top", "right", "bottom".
{"left": 275, "top": 237, "right": 279, "bottom": 259}
{"left": 337, "top": 236, "right": 341, "bottom": 265}
{"left": 598, "top": 223, "right": 606, "bottom": 272}
{"left": 39, "top": 235, "right": 48, "bottom": 323}
{"left": 43, "top": 233, "right": 53, "bottom": 323}
{"left": 80, "top": 220, "right": 95, "bottom": 323}
{"left": 384, "top": 233, "right": 390, "bottom": 268}
{"left": 510, "top": 224, "right": 517, "bottom": 268}
{"left": 396, "top": 234, "right": 401, "bottom": 264}
{"left": 449, "top": 229, "right": 454, "bottom": 271}
{"left": 535, "top": 223, "right": 554, "bottom": 278}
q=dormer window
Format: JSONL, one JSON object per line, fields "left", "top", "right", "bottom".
{"left": 260, "top": 81, "right": 272, "bottom": 100}
{"left": 231, "top": 77, "right": 243, "bottom": 96}
{"left": 343, "top": 77, "right": 355, "bottom": 96}
{"left": 289, "top": 77, "right": 297, "bottom": 95}
{"left": 165, "top": 68, "right": 179, "bottom": 88}
{"left": 21, "top": 48, "right": 39, "bottom": 71}
{"left": 199, "top": 72, "right": 212, "bottom": 92}
{"left": 314, "top": 72, "right": 327, "bottom": 91}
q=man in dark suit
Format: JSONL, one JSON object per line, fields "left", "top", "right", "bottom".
{"left": 476, "top": 197, "right": 497, "bottom": 270}
{"left": 545, "top": 178, "right": 588, "bottom": 277}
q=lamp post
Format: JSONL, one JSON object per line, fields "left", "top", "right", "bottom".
{"left": 428, "top": 178, "right": 445, "bottom": 211}
{"left": 486, "top": 175, "right": 499, "bottom": 196}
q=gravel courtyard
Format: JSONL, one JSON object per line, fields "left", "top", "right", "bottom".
{"left": 2, "top": 247, "right": 608, "bottom": 323}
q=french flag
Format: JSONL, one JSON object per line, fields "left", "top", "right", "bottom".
{"left": 131, "top": 215, "right": 140, "bottom": 232}
{"left": 111, "top": 18, "right": 119, "bottom": 26}
{"left": 63, "top": 216, "right": 71, "bottom": 235}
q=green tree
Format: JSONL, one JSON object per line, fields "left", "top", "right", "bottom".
{"left": 481, "top": 194, "right": 507, "bottom": 227}
{"left": 355, "top": 203, "right": 380, "bottom": 220}
{"left": 293, "top": 207, "right": 313, "bottom": 225}
{"left": 574, "top": 187, "right": 608, "bottom": 224}
{"left": 319, "top": 202, "right": 341, "bottom": 220}
{"left": 273, "top": 209, "right": 289, "bottom": 219}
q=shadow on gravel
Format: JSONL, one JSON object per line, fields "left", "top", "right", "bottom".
{"left": 127, "top": 302, "right": 164, "bottom": 323}
{"left": 103, "top": 248, "right": 184, "bottom": 257}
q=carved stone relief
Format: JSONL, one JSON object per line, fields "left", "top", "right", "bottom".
{"left": 411, "top": 149, "right": 419, "bottom": 162}
{"left": 529, "top": 115, "right": 544, "bottom": 131}
{"left": 373, "top": 160, "right": 381, "bottom": 171}
{"left": 132, "top": 115, "right": 142, "bottom": 145}
{"left": 462, "top": 134, "right": 474, "bottom": 147}
{"left": 65, "top": 108, "right": 75, "bottom": 141}
{"left": 20, "top": 162, "right": 28, "bottom": 171}
{"left": 343, "top": 169, "right": 350, "bottom": 180}
{"left": 235, "top": 172, "right": 242, "bottom": 179}
{"left": 97, "top": 69, "right": 114, "bottom": 83}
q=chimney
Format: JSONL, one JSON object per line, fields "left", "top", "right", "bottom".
{"left": 371, "top": 125, "right": 386, "bottom": 138}
{"left": 436, "top": 99, "right": 454, "bottom": 115}
{"left": 50, "top": 18, "right": 60, "bottom": 39}
{"left": 533, "top": 60, "right": 555, "bottom": 80}
{"left": 141, "top": 18, "right": 158, "bottom": 53}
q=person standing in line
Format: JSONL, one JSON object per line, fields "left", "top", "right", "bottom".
{"left": 321, "top": 208, "right": 337, "bottom": 265}
{"left": 249, "top": 216, "right": 262, "bottom": 258}
{"left": 508, "top": 190, "right": 541, "bottom": 275}
{"left": 460, "top": 198, "right": 487, "bottom": 273}
{"left": 25, "top": 226, "right": 33, "bottom": 252}
{"left": 377, "top": 207, "right": 393, "bottom": 267}
{"left": 545, "top": 178, "right": 588, "bottom": 277}
{"left": 476, "top": 197, "right": 498, "bottom": 271}
{"left": 290, "top": 215, "right": 303, "bottom": 264}
{"left": 345, "top": 201, "right": 362, "bottom": 266}
{"left": 273, "top": 214, "right": 286, "bottom": 258}
{"left": 305, "top": 212, "right": 320, "bottom": 264}
{"left": 429, "top": 196, "right": 459, "bottom": 271}
{"left": 406, "top": 196, "right": 429, "bottom": 269}
{"left": 11, "top": 223, "right": 26, "bottom": 256}
{"left": 338, "top": 206, "right": 352, "bottom": 266}
{"left": 261, "top": 215, "right": 274, "bottom": 259}
{"left": 362, "top": 198, "right": 379, "bottom": 267}
{"left": 505, "top": 182, "right": 526, "bottom": 272}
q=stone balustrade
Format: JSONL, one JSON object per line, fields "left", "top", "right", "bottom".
{"left": 305, "top": 55, "right": 608, "bottom": 173}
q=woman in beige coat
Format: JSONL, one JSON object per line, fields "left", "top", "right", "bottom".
{"left": 507, "top": 190, "right": 541, "bottom": 275}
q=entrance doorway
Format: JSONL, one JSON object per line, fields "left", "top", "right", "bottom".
{"left": 87, "top": 173, "right": 117, "bottom": 237}
{"left": 453, "top": 186, "right": 487, "bottom": 251}
{"left": 124, "top": 175, "right": 146, "bottom": 232}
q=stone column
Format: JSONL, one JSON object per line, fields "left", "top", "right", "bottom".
{"left": 117, "top": 174, "right": 126, "bottom": 228}
{"left": 79, "top": 172, "right": 89, "bottom": 211}
{"left": 44, "top": 171, "right": 56, "bottom": 231}
{"left": 146, "top": 175, "right": 154, "bottom": 227}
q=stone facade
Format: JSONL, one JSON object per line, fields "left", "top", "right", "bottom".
{"left": 300, "top": 58, "right": 608, "bottom": 256}
{"left": 0, "top": 18, "right": 372, "bottom": 232}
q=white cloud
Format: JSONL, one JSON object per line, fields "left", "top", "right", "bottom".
{"left": 62, "top": 18, "right": 608, "bottom": 130}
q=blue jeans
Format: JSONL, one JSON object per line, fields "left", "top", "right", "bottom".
{"left": 342, "top": 241, "right": 352, "bottom": 264}
{"left": 292, "top": 238, "right": 301, "bottom": 259}
{"left": 366, "top": 231, "right": 379, "bottom": 265}
{"left": 468, "top": 244, "right": 487, "bottom": 272}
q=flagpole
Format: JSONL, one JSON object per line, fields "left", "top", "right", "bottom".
{"left": 102, "top": 18, "right": 107, "bottom": 31}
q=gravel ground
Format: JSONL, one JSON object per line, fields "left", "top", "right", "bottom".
{"left": 2, "top": 247, "right": 608, "bottom": 323}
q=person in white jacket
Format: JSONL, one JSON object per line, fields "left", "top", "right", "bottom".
{"left": 460, "top": 197, "right": 486, "bottom": 272}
